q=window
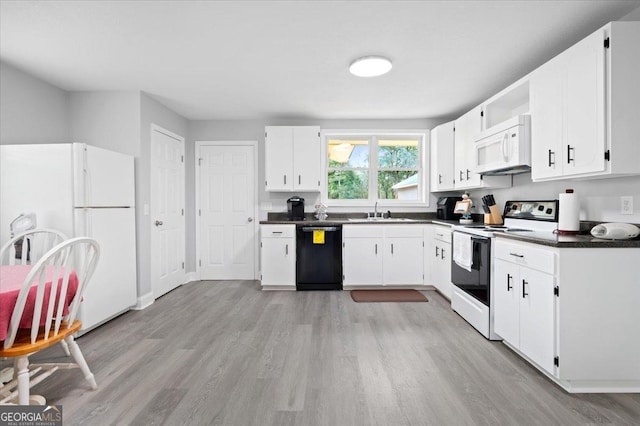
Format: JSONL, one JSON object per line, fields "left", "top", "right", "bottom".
{"left": 325, "top": 131, "right": 427, "bottom": 205}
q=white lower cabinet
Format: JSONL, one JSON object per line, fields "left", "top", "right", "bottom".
{"left": 343, "top": 225, "right": 423, "bottom": 287}
{"left": 430, "top": 226, "right": 452, "bottom": 299}
{"left": 494, "top": 237, "right": 640, "bottom": 392}
{"left": 494, "top": 256, "right": 555, "bottom": 373}
{"left": 260, "top": 225, "right": 296, "bottom": 289}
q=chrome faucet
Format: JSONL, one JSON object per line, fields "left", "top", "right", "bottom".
{"left": 374, "top": 201, "right": 379, "bottom": 218}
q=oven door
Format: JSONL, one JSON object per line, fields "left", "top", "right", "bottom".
{"left": 451, "top": 233, "right": 491, "bottom": 306}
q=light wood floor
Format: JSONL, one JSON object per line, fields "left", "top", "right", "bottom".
{"left": 9, "top": 281, "right": 640, "bottom": 425}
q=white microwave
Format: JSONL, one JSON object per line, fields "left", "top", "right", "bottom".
{"left": 474, "top": 115, "right": 531, "bottom": 175}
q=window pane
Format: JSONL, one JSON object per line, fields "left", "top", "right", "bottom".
{"left": 327, "top": 139, "right": 369, "bottom": 168}
{"left": 378, "top": 171, "right": 419, "bottom": 200}
{"left": 328, "top": 170, "right": 368, "bottom": 199}
{"left": 377, "top": 139, "right": 419, "bottom": 169}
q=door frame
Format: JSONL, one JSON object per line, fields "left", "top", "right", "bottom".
{"left": 150, "top": 123, "right": 186, "bottom": 298}
{"left": 195, "top": 140, "right": 259, "bottom": 281}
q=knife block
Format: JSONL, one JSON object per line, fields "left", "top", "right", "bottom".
{"left": 484, "top": 205, "right": 503, "bottom": 225}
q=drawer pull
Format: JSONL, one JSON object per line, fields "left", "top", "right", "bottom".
{"left": 509, "top": 253, "right": 524, "bottom": 258}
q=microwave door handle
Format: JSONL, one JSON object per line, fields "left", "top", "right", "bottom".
{"left": 501, "top": 132, "right": 509, "bottom": 161}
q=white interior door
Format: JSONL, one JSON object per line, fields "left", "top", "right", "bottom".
{"left": 151, "top": 126, "right": 185, "bottom": 298}
{"left": 198, "top": 143, "right": 255, "bottom": 279}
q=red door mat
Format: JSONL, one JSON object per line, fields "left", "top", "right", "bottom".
{"left": 350, "top": 289, "right": 428, "bottom": 303}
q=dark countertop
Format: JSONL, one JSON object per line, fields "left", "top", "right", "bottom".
{"left": 260, "top": 214, "right": 640, "bottom": 248}
{"left": 495, "top": 231, "right": 640, "bottom": 248}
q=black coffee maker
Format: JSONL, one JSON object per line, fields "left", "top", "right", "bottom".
{"left": 287, "top": 196, "right": 305, "bottom": 221}
{"left": 436, "top": 196, "right": 462, "bottom": 220}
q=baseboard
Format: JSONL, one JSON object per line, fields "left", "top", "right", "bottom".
{"left": 133, "top": 291, "right": 154, "bottom": 310}
{"left": 343, "top": 285, "right": 434, "bottom": 291}
{"left": 185, "top": 271, "right": 199, "bottom": 283}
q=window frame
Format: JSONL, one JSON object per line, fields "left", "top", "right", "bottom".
{"left": 321, "top": 129, "right": 430, "bottom": 207}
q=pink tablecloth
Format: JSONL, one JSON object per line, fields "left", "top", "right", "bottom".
{"left": 0, "top": 265, "right": 78, "bottom": 341}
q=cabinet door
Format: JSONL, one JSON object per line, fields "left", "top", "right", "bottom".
{"left": 493, "top": 259, "right": 520, "bottom": 346}
{"left": 384, "top": 237, "right": 423, "bottom": 285}
{"left": 564, "top": 29, "right": 606, "bottom": 177}
{"left": 261, "top": 238, "right": 295, "bottom": 287}
{"left": 293, "top": 126, "right": 321, "bottom": 191}
{"left": 430, "top": 122, "right": 455, "bottom": 191}
{"left": 433, "top": 242, "right": 452, "bottom": 299}
{"left": 265, "top": 126, "right": 293, "bottom": 191}
{"left": 519, "top": 267, "right": 555, "bottom": 373}
{"left": 343, "top": 238, "right": 383, "bottom": 286}
{"left": 530, "top": 55, "right": 564, "bottom": 180}
{"left": 454, "top": 106, "right": 483, "bottom": 189}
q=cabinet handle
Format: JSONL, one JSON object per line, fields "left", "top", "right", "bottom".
{"left": 298, "top": 175, "right": 301, "bottom": 185}
{"left": 466, "top": 169, "right": 470, "bottom": 180}
{"left": 522, "top": 280, "right": 528, "bottom": 298}
{"left": 285, "top": 244, "right": 288, "bottom": 255}
{"left": 441, "top": 248, "right": 445, "bottom": 260}
{"left": 435, "top": 246, "right": 439, "bottom": 257}
{"left": 548, "top": 149, "right": 555, "bottom": 167}
{"left": 459, "top": 170, "right": 464, "bottom": 182}
{"left": 567, "top": 145, "right": 574, "bottom": 164}
{"left": 507, "top": 274, "right": 513, "bottom": 291}
{"left": 509, "top": 253, "right": 524, "bottom": 258}
{"left": 436, "top": 233, "right": 444, "bottom": 238}
{"left": 284, "top": 175, "right": 287, "bottom": 184}
{"left": 391, "top": 243, "right": 394, "bottom": 255}
{"left": 438, "top": 174, "right": 442, "bottom": 184}
{"left": 272, "top": 231, "right": 283, "bottom": 235}
{"left": 375, "top": 243, "right": 378, "bottom": 255}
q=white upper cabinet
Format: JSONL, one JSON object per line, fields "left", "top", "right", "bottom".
{"left": 430, "top": 121, "right": 455, "bottom": 192}
{"left": 531, "top": 22, "right": 640, "bottom": 181}
{"left": 265, "top": 125, "right": 321, "bottom": 192}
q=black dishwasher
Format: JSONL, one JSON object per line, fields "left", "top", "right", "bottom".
{"left": 296, "top": 225, "right": 343, "bottom": 290}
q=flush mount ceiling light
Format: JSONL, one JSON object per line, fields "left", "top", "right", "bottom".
{"left": 349, "top": 56, "right": 392, "bottom": 77}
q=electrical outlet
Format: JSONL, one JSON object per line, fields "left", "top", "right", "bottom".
{"left": 621, "top": 196, "right": 633, "bottom": 215}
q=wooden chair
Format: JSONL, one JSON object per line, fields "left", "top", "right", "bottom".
{"left": 0, "top": 237, "right": 100, "bottom": 405}
{"left": 0, "top": 229, "right": 68, "bottom": 265}
{"left": 0, "top": 230, "right": 72, "bottom": 358}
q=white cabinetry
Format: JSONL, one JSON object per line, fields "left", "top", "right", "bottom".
{"left": 454, "top": 107, "right": 511, "bottom": 190}
{"left": 430, "top": 226, "right": 452, "bottom": 300}
{"left": 494, "top": 241, "right": 555, "bottom": 373}
{"left": 342, "top": 226, "right": 383, "bottom": 286}
{"left": 493, "top": 237, "right": 640, "bottom": 392}
{"left": 265, "top": 126, "right": 321, "bottom": 191}
{"left": 530, "top": 22, "right": 640, "bottom": 181}
{"left": 430, "top": 121, "right": 455, "bottom": 191}
{"left": 343, "top": 225, "right": 423, "bottom": 287}
{"left": 260, "top": 225, "right": 296, "bottom": 289}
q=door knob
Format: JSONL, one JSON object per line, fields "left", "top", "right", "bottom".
{"left": 248, "top": 217, "right": 253, "bottom": 222}
{"left": 155, "top": 220, "right": 163, "bottom": 226}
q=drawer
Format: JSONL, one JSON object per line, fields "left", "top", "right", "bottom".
{"left": 343, "top": 225, "right": 384, "bottom": 238}
{"left": 494, "top": 239, "right": 556, "bottom": 274}
{"left": 433, "top": 226, "right": 452, "bottom": 243}
{"left": 261, "top": 225, "right": 295, "bottom": 238}
{"left": 384, "top": 225, "right": 424, "bottom": 238}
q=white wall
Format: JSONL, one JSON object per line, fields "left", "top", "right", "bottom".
{"left": 69, "top": 91, "right": 141, "bottom": 156}
{"left": 620, "top": 4, "right": 640, "bottom": 21}
{"left": 138, "top": 92, "right": 189, "bottom": 293}
{"left": 0, "top": 61, "right": 70, "bottom": 144}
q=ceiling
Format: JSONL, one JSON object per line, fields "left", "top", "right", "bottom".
{"left": 1, "top": 1, "right": 638, "bottom": 121}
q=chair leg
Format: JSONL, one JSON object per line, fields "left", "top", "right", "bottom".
{"left": 60, "top": 340, "right": 71, "bottom": 356}
{"left": 15, "top": 356, "right": 30, "bottom": 405}
{"left": 64, "top": 335, "right": 97, "bottom": 390}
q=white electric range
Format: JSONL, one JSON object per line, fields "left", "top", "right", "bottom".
{"left": 449, "top": 200, "right": 559, "bottom": 340}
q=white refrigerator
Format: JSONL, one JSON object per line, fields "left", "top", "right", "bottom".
{"left": 0, "top": 143, "right": 137, "bottom": 334}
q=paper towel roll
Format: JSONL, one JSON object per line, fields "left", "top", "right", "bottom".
{"left": 558, "top": 189, "right": 580, "bottom": 233}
